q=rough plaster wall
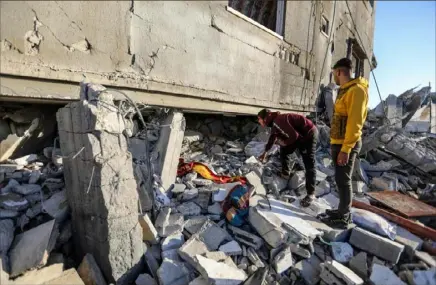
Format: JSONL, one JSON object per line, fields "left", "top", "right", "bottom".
{"left": 1, "top": 1, "right": 315, "bottom": 111}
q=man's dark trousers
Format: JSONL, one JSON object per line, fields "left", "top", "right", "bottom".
{"left": 280, "top": 128, "right": 318, "bottom": 195}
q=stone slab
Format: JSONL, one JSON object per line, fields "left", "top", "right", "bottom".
{"left": 323, "top": 261, "right": 364, "bottom": 285}
{"left": 349, "top": 227, "right": 404, "bottom": 264}
{"left": 0, "top": 219, "right": 14, "bottom": 254}
{"left": 12, "top": 263, "right": 64, "bottom": 285}
{"left": 9, "top": 219, "right": 58, "bottom": 277}
{"left": 219, "top": 240, "right": 242, "bottom": 256}
{"left": 395, "top": 226, "right": 423, "bottom": 251}
{"left": 349, "top": 252, "right": 368, "bottom": 279}
{"left": 370, "top": 264, "right": 406, "bottom": 285}
{"left": 196, "top": 255, "right": 247, "bottom": 285}
{"left": 245, "top": 171, "right": 266, "bottom": 195}
{"left": 43, "top": 190, "right": 69, "bottom": 222}
{"left": 138, "top": 214, "right": 159, "bottom": 243}
{"left": 161, "top": 233, "right": 185, "bottom": 252}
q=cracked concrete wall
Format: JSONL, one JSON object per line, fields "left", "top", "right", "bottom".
{"left": 0, "top": 1, "right": 375, "bottom": 113}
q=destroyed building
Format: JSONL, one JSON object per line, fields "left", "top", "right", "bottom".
{"left": 2, "top": 1, "right": 436, "bottom": 285}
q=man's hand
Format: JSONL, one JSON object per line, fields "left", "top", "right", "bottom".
{"left": 337, "top": 151, "right": 349, "bottom": 166}
{"left": 258, "top": 152, "right": 267, "bottom": 163}
{"left": 276, "top": 139, "right": 286, "bottom": 146}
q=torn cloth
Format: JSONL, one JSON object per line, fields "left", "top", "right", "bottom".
{"left": 177, "top": 159, "right": 247, "bottom": 184}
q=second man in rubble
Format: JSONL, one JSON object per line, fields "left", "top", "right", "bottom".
{"left": 257, "top": 109, "right": 318, "bottom": 207}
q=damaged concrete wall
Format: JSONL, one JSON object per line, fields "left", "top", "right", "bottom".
{"left": 0, "top": 1, "right": 375, "bottom": 114}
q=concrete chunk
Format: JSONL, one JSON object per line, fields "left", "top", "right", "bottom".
{"left": 413, "top": 268, "right": 436, "bottom": 285}
{"left": 349, "top": 227, "right": 404, "bottom": 264}
{"left": 43, "top": 190, "right": 69, "bottom": 222}
{"left": 162, "top": 233, "right": 185, "bottom": 251}
{"left": 197, "top": 220, "right": 231, "bottom": 251}
{"left": 395, "top": 226, "right": 423, "bottom": 251}
{"left": 272, "top": 245, "right": 293, "bottom": 274}
{"left": 157, "top": 258, "right": 192, "bottom": 285}
{"left": 178, "top": 236, "right": 209, "bottom": 270}
{"left": 177, "top": 201, "right": 202, "bottom": 216}
{"left": 0, "top": 219, "right": 14, "bottom": 254}
{"left": 135, "top": 273, "right": 157, "bottom": 285}
{"left": 12, "top": 263, "right": 64, "bottom": 285}
{"left": 219, "top": 240, "right": 242, "bottom": 256}
{"left": 0, "top": 192, "right": 29, "bottom": 211}
{"left": 331, "top": 242, "right": 354, "bottom": 263}
{"left": 208, "top": 202, "right": 223, "bottom": 215}
{"left": 78, "top": 254, "right": 107, "bottom": 285}
{"left": 138, "top": 214, "right": 159, "bottom": 243}
{"left": 45, "top": 268, "right": 85, "bottom": 285}
{"left": 292, "top": 255, "right": 322, "bottom": 285}
{"left": 196, "top": 255, "right": 247, "bottom": 285}
{"left": 245, "top": 171, "right": 266, "bottom": 195}
{"left": 227, "top": 224, "right": 264, "bottom": 250}
{"left": 349, "top": 252, "right": 368, "bottom": 279}
{"left": 9, "top": 219, "right": 59, "bottom": 277}
{"left": 370, "top": 263, "right": 406, "bottom": 285}
{"left": 248, "top": 207, "right": 288, "bottom": 248}
{"left": 12, "top": 184, "right": 42, "bottom": 195}
{"left": 189, "top": 276, "right": 209, "bottom": 285}
{"left": 322, "top": 261, "right": 364, "bottom": 285}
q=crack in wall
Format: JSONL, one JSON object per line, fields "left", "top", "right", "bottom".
{"left": 54, "top": 1, "right": 84, "bottom": 33}
{"left": 1, "top": 39, "right": 23, "bottom": 54}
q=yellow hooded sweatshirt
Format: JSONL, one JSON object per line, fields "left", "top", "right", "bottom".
{"left": 330, "top": 77, "right": 369, "bottom": 153}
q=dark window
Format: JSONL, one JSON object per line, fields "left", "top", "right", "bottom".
{"left": 321, "top": 16, "right": 329, "bottom": 35}
{"left": 229, "top": 0, "right": 285, "bottom": 35}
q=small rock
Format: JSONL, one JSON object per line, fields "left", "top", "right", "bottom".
{"left": 12, "top": 263, "right": 64, "bottom": 285}
{"left": 0, "top": 192, "right": 30, "bottom": 211}
{"left": 182, "top": 188, "right": 199, "bottom": 201}
{"left": 157, "top": 258, "right": 192, "bottom": 285}
{"left": 12, "top": 184, "right": 41, "bottom": 195}
{"left": 136, "top": 273, "right": 157, "bottom": 285}
{"left": 331, "top": 242, "right": 354, "bottom": 263}
{"left": 219, "top": 240, "right": 242, "bottom": 256}
{"left": 177, "top": 201, "right": 202, "bottom": 216}
{"left": 171, "top": 183, "right": 186, "bottom": 194}
{"left": 28, "top": 170, "right": 41, "bottom": 184}
{"left": 208, "top": 203, "right": 223, "bottom": 215}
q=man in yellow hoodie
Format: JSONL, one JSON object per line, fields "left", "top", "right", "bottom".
{"left": 321, "top": 58, "right": 369, "bottom": 228}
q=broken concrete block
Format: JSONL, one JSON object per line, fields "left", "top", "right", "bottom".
{"left": 205, "top": 251, "right": 237, "bottom": 268}
{"left": 189, "top": 276, "right": 209, "bottom": 285}
{"left": 43, "top": 190, "right": 69, "bottom": 222}
{"left": 177, "top": 201, "right": 202, "bottom": 216}
{"left": 171, "top": 183, "right": 187, "bottom": 194}
{"left": 0, "top": 192, "right": 29, "bottom": 211}
{"left": 0, "top": 179, "right": 19, "bottom": 194}
{"left": 196, "top": 255, "right": 247, "bottom": 285}
{"left": 349, "top": 252, "right": 368, "bottom": 279}
{"left": 155, "top": 208, "right": 184, "bottom": 237}
{"left": 182, "top": 188, "right": 199, "bottom": 201}
{"left": 395, "top": 226, "right": 423, "bottom": 251}
{"left": 14, "top": 154, "right": 38, "bottom": 166}
{"left": 162, "top": 233, "right": 185, "bottom": 252}
{"left": 9, "top": 219, "right": 59, "bottom": 277}
{"left": 78, "top": 254, "right": 107, "bottom": 285}
{"left": 157, "top": 258, "right": 192, "bottom": 285}
{"left": 178, "top": 235, "right": 209, "bottom": 270}
{"left": 248, "top": 207, "right": 288, "bottom": 248}
{"left": 246, "top": 171, "right": 266, "bottom": 195}
{"left": 161, "top": 248, "right": 182, "bottom": 262}
{"left": 370, "top": 263, "right": 406, "bottom": 285}
{"left": 322, "top": 261, "right": 364, "bottom": 285}
{"left": 136, "top": 273, "right": 157, "bottom": 285}
{"left": 247, "top": 247, "right": 265, "bottom": 268}
{"left": 292, "top": 255, "right": 322, "bottom": 285}
{"left": 45, "top": 268, "right": 85, "bottom": 285}
{"left": 196, "top": 190, "right": 212, "bottom": 210}
{"left": 289, "top": 171, "right": 305, "bottom": 189}
{"left": 197, "top": 220, "right": 231, "bottom": 251}
{"left": 349, "top": 227, "right": 404, "bottom": 264}
{"left": 227, "top": 224, "right": 264, "bottom": 250}
{"left": 272, "top": 245, "right": 293, "bottom": 274}
{"left": 0, "top": 164, "right": 24, "bottom": 173}
{"left": 144, "top": 243, "right": 160, "bottom": 279}
{"left": 219, "top": 240, "right": 242, "bottom": 256}
{"left": 154, "top": 112, "right": 185, "bottom": 190}
{"left": 212, "top": 182, "right": 240, "bottom": 202}
{"left": 12, "top": 263, "right": 64, "bottom": 285}
{"left": 208, "top": 202, "right": 223, "bottom": 215}
{"left": 331, "top": 242, "right": 354, "bottom": 263}
{"left": 184, "top": 130, "right": 203, "bottom": 144}
{"left": 12, "top": 184, "right": 42, "bottom": 195}
{"left": 0, "top": 219, "right": 14, "bottom": 255}
{"left": 138, "top": 214, "right": 159, "bottom": 243}
{"left": 415, "top": 251, "right": 436, "bottom": 268}
{"left": 184, "top": 216, "right": 208, "bottom": 235}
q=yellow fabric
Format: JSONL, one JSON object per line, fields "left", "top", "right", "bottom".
{"left": 192, "top": 164, "right": 215, "bottom": 180}
{"left": 330, "top": 77, "right": 369, "bottom": 153}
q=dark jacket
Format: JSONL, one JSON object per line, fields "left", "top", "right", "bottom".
{"left": 264, "top": 112, "right": 315, "bottom": 152}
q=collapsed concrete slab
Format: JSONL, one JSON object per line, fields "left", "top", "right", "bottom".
{"left": 9, "top": 219, "right": 59, "bottom": 277}
{"left": 57, "top": 83, "right": 142, "bottom": 283}
{"left": 349, "top": 227, "right": 404, "bottom": 264}
{"left": 153, "top": 111, "right": 185, "bottom": 190}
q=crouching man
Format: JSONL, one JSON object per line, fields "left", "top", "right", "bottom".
{"left": 257, "top": 109, "right": 318, "bottom": 207}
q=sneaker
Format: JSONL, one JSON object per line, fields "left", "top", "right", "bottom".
{"left": 320, "top": 213, "right": 352, "bottom": 229}
{"left": 325, "top": 209, "right": 341, "bottom": 217}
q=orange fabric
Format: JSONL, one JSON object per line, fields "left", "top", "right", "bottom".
{"left": 177, "top": 159, "right": 247, "bottom": 184}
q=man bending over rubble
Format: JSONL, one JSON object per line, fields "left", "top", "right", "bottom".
{"left": 257, "top": 109, "right": 318, "bottom": 206}
{"left": 321, "top": 58, "right": 369, "bottom": 228}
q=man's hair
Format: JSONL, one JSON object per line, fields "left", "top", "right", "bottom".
{"left": 257, "top": 108, "right": 270, "bottom": 119}
{"left": 333, "top": 58, "right": 353, "bottom": 70}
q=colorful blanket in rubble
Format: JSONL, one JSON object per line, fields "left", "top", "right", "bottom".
{"left": 177, "top": 159, "right": 247, "bottom": 184}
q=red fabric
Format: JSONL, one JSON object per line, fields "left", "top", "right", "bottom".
{"left": 264, "top": 112, "right": 315, "bottom": 151}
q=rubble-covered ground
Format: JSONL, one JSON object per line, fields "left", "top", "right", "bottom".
{"left": 1, "top": 85, "right": 436, "bottom": 285}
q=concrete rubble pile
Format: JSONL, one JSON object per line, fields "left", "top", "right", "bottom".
{"left": 1, "top": 82, "right": 435, "bottom": 285}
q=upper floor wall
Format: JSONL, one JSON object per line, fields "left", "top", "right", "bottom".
{"left": 0, "top": 1, "right": 375, "bottom": 114}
